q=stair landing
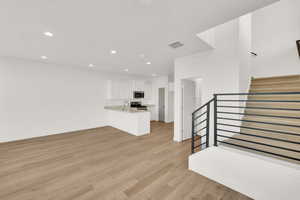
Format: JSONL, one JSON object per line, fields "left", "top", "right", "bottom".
{"left": 189, "top": 146, "right": 300, "bottom": 200}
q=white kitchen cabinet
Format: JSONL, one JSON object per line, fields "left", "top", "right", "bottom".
{"left": 119, "top": 80, "right": 132, "bottom": 99}
{"left": 133, "top": 80, "right": 145, "bottom": 91}
{"left": 107, "top": 79, "right": 153, "bottom": 100}
{"left": 144, "top": 81, "right": 152, "bottom": 100}
{"left": 107, "top": 80, "right": 132, "bottom": 99}
{"left": 148, "top": 106, "right": 156, "bottom": 121}
{"left": 107, "top": 80, "right": 119, "bottom": 99}
{"left": 106, "top": 109, "right": 150, "bottom": 136}
{"left": 132, "top": 80, "right": 153, "bottom": 99}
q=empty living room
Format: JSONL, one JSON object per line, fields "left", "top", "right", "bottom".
{"left": 1, "top": 0, "right": 299, "bottom": 199}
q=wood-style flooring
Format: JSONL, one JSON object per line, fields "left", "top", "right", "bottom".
{"left": 0, "top": 122, "right": 251, "bottom": 200}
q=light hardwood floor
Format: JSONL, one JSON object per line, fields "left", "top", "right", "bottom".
{"left": 0, "top": 122, "right": 251, "bottom": 200}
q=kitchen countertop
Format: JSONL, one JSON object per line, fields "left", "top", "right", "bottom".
{"left": 104, "top": 105, "right": 152, "bottom": 113}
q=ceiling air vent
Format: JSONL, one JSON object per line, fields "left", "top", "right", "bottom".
{"left": 168, "top": 41, "right": 184, "bottom": 49}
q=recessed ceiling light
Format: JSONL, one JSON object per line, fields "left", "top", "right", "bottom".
{"left": 146, "top": 62, "right": 151, "bottom": 65}
{"left": 124, "top": 69, "right": 129, "bottom": 72}
{"left": 41, "top": 56, "right": 48, "bottom": 60}
{"left": 110, "top": 50, "right": 117, "bottom": 54}
{"left": 88, "top": 64, "right": 94, "bottom": 68}
{"left": 43, "top": 32, "right": 53, "bottom": 37}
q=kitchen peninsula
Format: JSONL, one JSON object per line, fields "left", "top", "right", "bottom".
{"left": 105, "top": 106, "right": 151, "bottom": 136}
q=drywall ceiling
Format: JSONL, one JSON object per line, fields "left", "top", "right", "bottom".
{"left": 0, "top": 0, "right": 278, "bottom": 76}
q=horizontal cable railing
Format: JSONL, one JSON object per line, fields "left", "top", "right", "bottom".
{"left": 214, "top": 92, "right": 300, "bottom": 162}
{"left": 191, "top": 92, "right": 300, "bottom": 163}
{"left": 191, "top": 98, "right": 214, "bottom": 153}
{"left": 217, "top": 111, "right": 300, "bottom": 120}
{"left": 217, "top": 117, "right": 300, "bottom": 128}
{"left": 217, "top": 105, "right": 300, "bottom": 111}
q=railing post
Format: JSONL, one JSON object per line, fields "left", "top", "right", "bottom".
{"left": 191, "top": 112, "right": 195, "bottom": 153}
{"left": 206, "top": 103, "right": 210, "bottom": 148}
{"left": 214, "top": 94, "right": 218, "bottom": 146}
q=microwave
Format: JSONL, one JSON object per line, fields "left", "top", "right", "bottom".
{"left": 133, "top": 91, "right": 144, "bottom": 99}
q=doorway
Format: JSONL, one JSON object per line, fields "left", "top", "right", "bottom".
{"left": 181, "top": 78, "right": 202, "bottom": 140}
{"left": 158, "top": 88, "right": 165, "bottom": 122}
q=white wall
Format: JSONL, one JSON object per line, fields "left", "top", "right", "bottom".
{"left": 174, "top": 19, "right": 240, "bottom": 142}
{"left": 197, "top": 28, "right": 216, "bottom": 49}
{"left": 0, "top": 57, "right": 146, "bottom": 142}
{"left": 168, "top": 74, "right": 175, "bottom": 123}
{"left": 168, "top": 91, "right": 174, "bottom": 122}
{"left": 251, "top": 0, "right": 300, "bottom": 77}
{"left": 238, "top": 14, "right": 252, "bottom": 94}
{"left": 182, "top": 79, "right": 196, "bottom": 140}
{"left": 194, "top": 79, "right": 202, "bottom": 108}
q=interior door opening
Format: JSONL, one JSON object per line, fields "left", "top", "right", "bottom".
{"left": 158, "top": 88, "right": 165, "bottom": 122}
{"left": 181, "top": 78, "right": 202, "bottom": 140}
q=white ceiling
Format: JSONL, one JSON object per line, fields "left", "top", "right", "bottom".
{"left": 0, "top": 0, "right": 277, "bottom": 76}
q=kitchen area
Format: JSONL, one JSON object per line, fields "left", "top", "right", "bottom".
{"left": 104, "top": 79, "right": 160, "bottom": 136}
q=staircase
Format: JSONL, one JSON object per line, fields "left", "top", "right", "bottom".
{"left": 225, "top": 75, "right": 300, "bottom": 164}
{"left": 190, "top": 75, "right": 300, "bottom": 200}
{"left": 191, "top": 74, "right": 300, "bottom": 164}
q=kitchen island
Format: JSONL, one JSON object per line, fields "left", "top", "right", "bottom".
{"left": 104, "top": 106, "right": 150, "bottom": 136}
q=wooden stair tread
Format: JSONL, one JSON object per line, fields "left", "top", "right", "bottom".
{"left": 251, "top": 81, "right": 300, "bottom": 88}
{"left": 250, "top": 88, "right": 300, "bottom": 93}
{"left": 251, "top": 84, "right": 300, "bottom": 90}
{"left": 252, "top": 74, "right": 300, "bottom": 83}
{"left": 245, "top": 102, "right": 300, "bottom": 109}
{"left": 228, "top": 133, "right": 300, "bottom": 150}
{"left": 242, "top": 115, "right": 300, "bottom": 125}
{"left": 239, "top": 128, "right": 300, "bottom": 141}
{"left": 251, "top": 80, "right": 300, "bottom": 86}
{"left": 241, "top": 121, "right": 300, "bottom": 133}
{"left": 245, "top": 109, "right": 300, "bottom": 118}
{"left": 248, "top": 95, "right": 300, "bottom": 100}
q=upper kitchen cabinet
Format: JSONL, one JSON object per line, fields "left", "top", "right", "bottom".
{"left": 144, "top": 81, "right": 152, "bottom": 99}
{"left": 119, "top": 80, "right": 132, "bottom": 99}
{"left": 132, "top": 80, "right": 145, "bottom": 91}
{"left": 107, "top": 80, "right": 132, "bottom": 100}
{"left": 133, "top": 80, "right": 152, "bottom": 99}
{"left": 107, "top": 80, "right": 119, "bottom": 99}
{"left": 107, "top": 79, "right": 152, "bottom": 100}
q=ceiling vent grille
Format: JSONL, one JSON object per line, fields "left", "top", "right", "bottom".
{"left": 168, "top": 41, "right": 184, "bottom": 49}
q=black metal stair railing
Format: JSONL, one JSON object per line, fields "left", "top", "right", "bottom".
{"left": 191, "top": 92, "right": 300, "bottom": 163}
{"left": 191, "top": 98, "right": 214, "bottom": 153}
